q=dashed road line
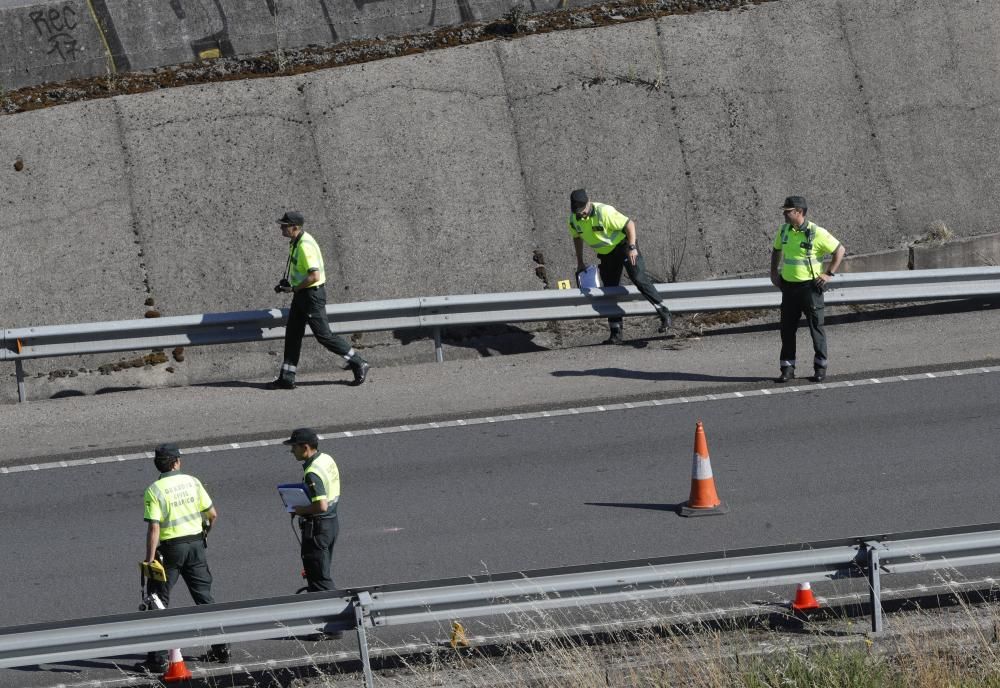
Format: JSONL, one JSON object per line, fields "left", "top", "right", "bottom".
{"left": 3, "top": 365, "right": 998, "bottom": 475}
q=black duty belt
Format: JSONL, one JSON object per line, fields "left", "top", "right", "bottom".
{"left": 159, "top": 533, "right": 203, "bottom": 545}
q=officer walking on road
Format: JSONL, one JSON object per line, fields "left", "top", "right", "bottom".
{"left": 568, "top": 189, "right": 672, "bottom": 344}
{"left": 769, "top": 196, "right": 846, "bottom": 383}
{"left": 284, "top": 428, "right": 341, "bottom": 592}
{"left": 138, "top": 443, "right": 229, "bottom": 673}
{"left": 270, "top": 211, "right": 370, "bottom": 389}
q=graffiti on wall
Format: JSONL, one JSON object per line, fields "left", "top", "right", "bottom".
{"left": 13, "top": 0, "right": 565, "bottom": 84}
{"left": 28, "top": 5, "right": 80, "bottom": 62}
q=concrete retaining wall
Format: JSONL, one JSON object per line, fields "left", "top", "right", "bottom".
{"left": 2, "top": 0, "right": 999, "bottom": 398}
{"left": 0, "top": 0, "right": 582, "bottom": 92}
{"left": 911, "top": 234, "right": 1000, "bottom": 271}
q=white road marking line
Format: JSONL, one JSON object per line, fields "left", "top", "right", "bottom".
{"left": 4, "top": 366, "right": 997, "bottom": 474}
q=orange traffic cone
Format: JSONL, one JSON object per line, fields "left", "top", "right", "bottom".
{"left": 161, "top": 647, "right": 193, "bottom": 683}
{"left": 790, "top": 581, "right": 821, "bottom": 611}
{"left": 679, "top": 421, "right": 729, "bottom": 517}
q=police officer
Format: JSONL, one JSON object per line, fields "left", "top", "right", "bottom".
{"left": 138, "top": 444, "right": 229, "bottom": 673}
{"left": 284, "top": 428, "right": 340, "bottom": 591}
{"left": 270, "top": 211, "right": 370, "bottom": 389}
{"left": 769, "top": 196, "right": 846, "bottom": 383}
{"left": 568, "top": 189, "right": 672, "bottom": 344}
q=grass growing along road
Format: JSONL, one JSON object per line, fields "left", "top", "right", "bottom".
{"left": 209, "top": 594, "right": 1000, "bottom": 687}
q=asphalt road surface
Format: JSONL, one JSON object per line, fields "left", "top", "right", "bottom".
{"left": 2, "top": 370, "right": 999, "bottom": 686}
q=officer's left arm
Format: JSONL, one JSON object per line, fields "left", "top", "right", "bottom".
{"left": 827, "top": 244, "right": 846, "bottom": 275}
{"left": 624, "top": 220, "right": 638, "bottom": 266}
{"left": 815, "top": 232, "right": 846, "bottom": 287}
{"left": 294, "top": 472, "right": 329, "bottom": 515}
{"left": 294, "top": 498, "right": 329, "bottom": 516}
{"left": 145, "top": 520, "right": 160, "bottom": 562}
{"left": 293, "top": 269, "right": 320, "bottom": 292}
{"left": 201, "top": 505, "right": 218, "bottom": 528}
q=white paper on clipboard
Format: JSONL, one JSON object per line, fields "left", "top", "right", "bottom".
{"left": 277, "top": 482, "right": 310, "bottom": 513}
{"left": 576, "top": 264, "right": 602, "bottom": 289}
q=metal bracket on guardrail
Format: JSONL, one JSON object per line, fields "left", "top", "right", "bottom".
{"left": 432, "top": 327, "right": 443, "bottom": 363}
{"left": 14, "top": 359, "right": 26, "bottom": 403}
{"left": 354, "top": 591, "right": 375, "bottom": 688}
{"left": 864, "top": 541, "right": 886, "bottom": 635}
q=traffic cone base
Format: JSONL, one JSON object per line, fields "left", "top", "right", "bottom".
{"left": 790, "top": 581, "right": 821, "bottom": 611}
{"left": 678, "top": 421, "right": 728, "bottom": 518}
{"left": 162, "top": 647, "right": 192, "bottom": 682}
{"left": 679, "top": 500, "right": 730, "bottom": 517}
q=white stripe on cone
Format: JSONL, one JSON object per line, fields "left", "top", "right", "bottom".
{"left": 692, "top": 454, "right": 713, "bottom": 480}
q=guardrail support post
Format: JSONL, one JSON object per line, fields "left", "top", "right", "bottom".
{"left": 15, "top": 360, "right": 26, "bottom": 403}
{"left": 867, "top": 544, "right": 883, "bottom": 635}
{"left": 354, "top": 591, "right": 375, "bottom": 688}
{"left": 433, "top": 327, "right": 444, "bottom": 363}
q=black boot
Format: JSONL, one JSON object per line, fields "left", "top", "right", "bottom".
{"left": 811, "top": 367, "right": 827, "bottom": 383}
{"left": 201, "top": 644, "right": 231, "bottom": 663}
{"left": 350, "top": 360, "right": 370, "bottom": 386}
{"left": 603, "top": 328, "right": 624, "bottom": 345}
{"left": 656, "top": 305, "right": 672, "bottom": 333}
{"left": 776, "top": 366, "right": 795, "bottom": 383}
{"left": 135, "top": 653, "right": 168, "bottom": 674}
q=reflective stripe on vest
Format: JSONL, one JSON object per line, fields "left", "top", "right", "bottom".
{"left": 779, "top": 222, "right": 821, "bottom": 281}
{"left": 569, "top": 204, "right": 626, "bottom": 255}
{"left": 289, "top": 231, "right": 326, "bottom": 288}
{"left": 149, "top": 474, "right": 208, "bottom": 540}
{"left": 304, "top": 453, "right": 341, "bottom": 509}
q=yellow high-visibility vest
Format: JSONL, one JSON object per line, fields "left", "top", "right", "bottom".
{"left": 289, "top": 231, "right": 326, "bottom": 288}
{"left": 143, "top": 472, "right": 212, "bottom": 541}
{"left": 303, "top": 453, "right": 340, "bottom": 517}
{"left": 773, "top": 221, "right": 840, "bottom": 282}
{"left": 567, "top": 203, "right": 629, "bottom": 255}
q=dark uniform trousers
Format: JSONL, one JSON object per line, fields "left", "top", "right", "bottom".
{"left": 146, "top": 535, "right": 228, "bottom": 664}
{"left": 779, "top": 278, "right": 828, "bottom": 367}
{"left": 597, "top": 241, "right": 667, "bottom": 331}
{"left": 300, "top": 515, "right": 339, "bottom": 592}
{"left": 280, "top": 286, "right": 358, "bottom": 382}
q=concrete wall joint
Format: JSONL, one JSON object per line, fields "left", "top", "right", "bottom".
{"left": 834, "top": 0, "right": 900, "bottom": 234}
{"left": 652, "top": 14, "right": 706, "bottom": 278}
{"left": 110, "top": 96, "right": 151, "bottom": 303}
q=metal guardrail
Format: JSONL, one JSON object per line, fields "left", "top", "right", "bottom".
{"left": 2, "top": 524, "right": 999, "bottom": 686}
{"left": 3, "top": 267, "right": 999, "bottom": 402}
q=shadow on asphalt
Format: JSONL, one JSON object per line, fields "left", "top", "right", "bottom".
{"left": 195, "top": 379, "right": 351, "bottom": 390}
{"left": 552, "top": 368, "right": 771, "bottom": 383}
{"left": 13, "top": 654, "right": 145, "bottom": 673}
{"left": 688, "top": 296, "right": 1000, "bottom": 339}
{"left": 393, "top": 324, "right": 550, "bottom": 356}
{"left": 586, "top": 502, "right": 682, "bottom": 514}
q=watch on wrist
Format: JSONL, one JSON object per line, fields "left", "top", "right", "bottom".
{"left": 627, "top": 244, "right": 637, "bottom": 250}
{"left": 825, "top": 270, "right": 835, "bottom": 277}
